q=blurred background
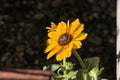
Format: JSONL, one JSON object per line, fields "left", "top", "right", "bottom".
{"left": 0, "top": 0, "right": 116, "bottom": 80}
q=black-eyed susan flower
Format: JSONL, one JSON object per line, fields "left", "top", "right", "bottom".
{"left": 45, "top": 18, "right": 88, "bottom": 61}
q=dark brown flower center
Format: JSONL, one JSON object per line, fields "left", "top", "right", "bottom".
{"left": 58, "top": 33, "right": 72, "bottom": 46}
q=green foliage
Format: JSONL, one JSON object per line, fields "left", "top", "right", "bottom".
{"left": 76, "top": 57, "right": 104, "bottom": 80}
{"left": 77, "top": 68, "right": 89, "bottom": 80}
{"left": 84, "top": 57, "right": 100, "bottom": 71}
{"left": 51, "top": 62, "right": 77, "bottom": 80}
{"left": 43, "top": 57, "right": 105, "bottom": 80}
{"left": 89, "top": 66, "right": 104, "bottom": 80}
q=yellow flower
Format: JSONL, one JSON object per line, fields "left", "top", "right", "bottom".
{"left": 45, "top": 18, "right": 88, "bottom": 61}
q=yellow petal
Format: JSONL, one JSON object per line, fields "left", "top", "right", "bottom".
{"left": 44, "top": 43, "right": 57, "bottom": 53}
{"left": 56, "top": 52, "right": 63, "bottom": 61}
{"left": 72, "top": 24, "right": 84, "bottom": 38}
{"left": 61, "top": 47, "right": 67, "bottom": 58}
{"left": 66, "top": 20, "right": 70, "bottom": 32}
{"left": 50, "top": 22, "right": 57, "bottom": 31}
{"left": 57, "top": 21, "right": 67, "bottom": 35}
{"left": 67, "top": 20, "right": 70, "bottom": 27}
{"left": 66, "top": 43, "right": 72, "bottom": 57}
{"left": 75, "top": 33, "right": 88, "bottom": 41}
{"left": 69, "top": 19, "right": 80, "bottom": 34}
{"left": 47, "top": 45, "right": 62, "bottom": 60}
{"left": 54, "top": 41, "right": 73, "bottom": 61}
{"left": 67, "top": 50, "right": 72, "bottom": 58}
{"left": 72, "top": 40, "right": 82, "bottom": 49}
{"left": 46, "top": 22, "right": 57, "bottom": 32}
{"left": 51, "top": 22, "right": 57, "bottom": 27}
{"left": 45, "top": 27, "right": 51, "bottom": 32}
{"left": 45, "top": 27, "right": 51, "bottom": 30}
{"left": 47, "top": 39, "right": 57, "bottom": 45}
{"left": 64, "top": 47, "right": 72, "bottom": 58}
{"left": 47, "top": 39, "right": 53, "bottom": 44}
{"left": 56, "top": 44, "right": 72, "bottom": 61}
{"left": 48, "top": 32, "right": 59, "bottom": 40}
{"left": 56, "top": 47, "right": 66, "bottom": 61}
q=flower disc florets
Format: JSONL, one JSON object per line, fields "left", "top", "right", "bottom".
{"left": 58, "top": 33, "right": 72, "bottom": 46}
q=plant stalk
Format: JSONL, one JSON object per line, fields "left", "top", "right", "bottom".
{"left": 63, "top": 58, "right": 67, "bottom": 75}
{"left": 72, "top": 49, "right": 86, "bottom": 69}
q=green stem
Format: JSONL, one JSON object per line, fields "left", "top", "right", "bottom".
{"left": 72, "top": 49, "right": 86, "bottom": 69}
{"left": 63, "top": 58, "right": 67, "bottom": 75}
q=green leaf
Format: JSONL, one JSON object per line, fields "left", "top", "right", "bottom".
{"left": 51, "top": 64, "right": 61, "bottom": 71}
{"left": 64, "top": 71, "right": 77, "bottom": 80}
{"left": 51, "top": 73, "right": 63, "bottom": 80}
{"left": 43, "top": 66, "right": 49, "bottom": 71}
{"left": 76, "top": 69, "right": 90, "bottom": 80}
{"left": 88, "top": 67, "right": 104, "bottom": 80}
{"left": 83, "top": 57, "right": 100, "bottom": 71}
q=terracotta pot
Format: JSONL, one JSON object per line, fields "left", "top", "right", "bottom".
{"left": 0, "top": 68, "right": 52, "bottom": 80}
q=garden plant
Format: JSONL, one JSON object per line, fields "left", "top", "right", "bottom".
{"left": 44, "top": 18, "right": 105, "bottom": 80}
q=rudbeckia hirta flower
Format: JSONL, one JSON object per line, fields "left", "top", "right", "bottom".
{"left": 45, "top": 18, "right": 88, "bottom": 61}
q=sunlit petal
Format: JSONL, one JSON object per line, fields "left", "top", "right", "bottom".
{"left": 67, "top": 20, "right": 70, "bottom": 27}
{"left": 75, "top": 33, "right": 88, "bottom": 41}
{"left": 56, "top": 51, "right": 63, "bottom": 61}
{"left": 44, "top": 43, "right": 57, "bottom": 53}
{"left": 47, "top": 45, "right": 62, "bottom": 59}
{"left": 45, "top": 27, "right": 51, "bottom": 30}
{"left": 72, "top": 40, "right": 82, "bottom": 49}
{"left": 57, "top": 21, "right": 67, "bottom": 34}
{"left": 69, "top": 19, "right": 80, "bottom": 34}
{"left": 51, "top": 22, "right": 57, "bottom": 27}
{"left": 48, "top": 32, "right": 59, "bottom": 40}
{"left": 72, "top": 24, "right": 84, "bottom": 38}
{"left": 47, "top": 39, "right": 57, "bottom": 45}
{"left": 66, "top": 44, "right": 72, "bottom": 57}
